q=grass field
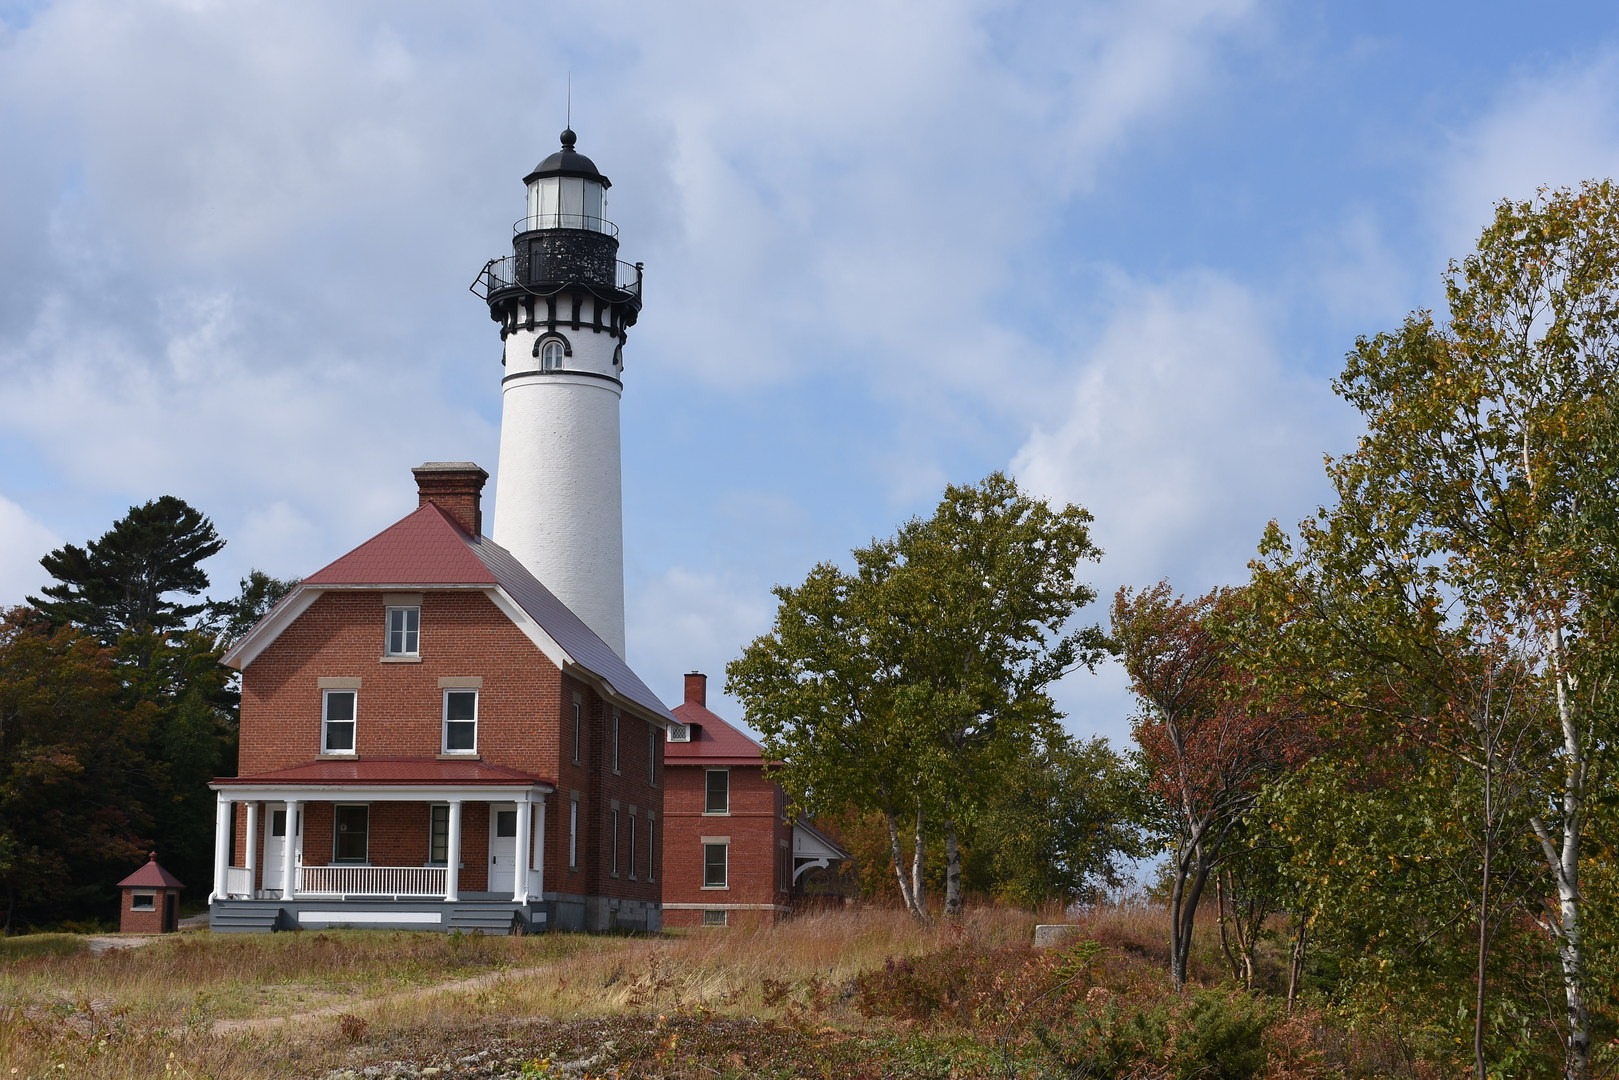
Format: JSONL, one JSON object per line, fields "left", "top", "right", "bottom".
{"left": 0, "top": 904, "right": 1437, "bottom": 1079}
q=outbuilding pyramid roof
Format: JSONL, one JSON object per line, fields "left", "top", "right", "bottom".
{"left": 117, "top": 853, "right": 183, "bottom": 890}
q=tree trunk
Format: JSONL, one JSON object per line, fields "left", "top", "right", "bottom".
{"left": 1169, "top": 835, "right": 1211, "bottom": 991}
{"left": 942, "top": 819, "right": 963, "bottom": 920}
{"left": 885, "top": 810, "right": 927, "bottom": 923}
{"left": 1475, "top": 759, "right": 1492, "bottom": 1080}
{"left": 911, "top": 807, "right": 928, "bottom": 923}
{"left": 1529, "top": 643, "right": 1589, "bottom": 1080}
{"left": 1286, "top": 914, "right": 1310, "bottom": 1012}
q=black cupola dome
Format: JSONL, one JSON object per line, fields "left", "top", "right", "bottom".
{"left": 524, "top": 128, "right": 612, "bottom": 188}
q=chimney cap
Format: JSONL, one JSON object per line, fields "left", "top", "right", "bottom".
{"left": 413, "top": 461, "right": 488, "bottom": 477}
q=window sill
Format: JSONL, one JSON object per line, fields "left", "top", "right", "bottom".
{"left": 436, "top": 752, "right": 480, "bottom": 761}
{"left": 380, "top": 655, "right": 422, "bottom": 663}
{"left": 701, "top": 885, "right": 729, "bottom": 891}
{"left": 702, "top": 811, "right": 731, "bottom": 817}
{"left": 319, "top": 752, "right": 359, "bottom": 760}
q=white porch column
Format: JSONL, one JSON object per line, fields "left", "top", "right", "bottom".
{"left": 534, "top": 796, "right": 547, "bottom": 898}
{"left": 514, "top": 792, "right": 533, "bottom": 903}
{"left": 445, "top": 799, "right": 463, "bottom": 902}
{"left": 282, "top": 798, "right": 300, "bottom": 900}
{"left": 211, "top": 793, "right": 232, "bottom": 903}
{"left": 244, "top": 802, "right": 259, "bottom": 897}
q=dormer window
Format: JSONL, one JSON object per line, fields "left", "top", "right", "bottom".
{"left": 386, "top": 606, "right": 419, "bottom": 657}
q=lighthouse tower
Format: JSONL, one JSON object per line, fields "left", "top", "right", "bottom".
{"left": 474, "top": 130, "right": 643, "bottom": 658}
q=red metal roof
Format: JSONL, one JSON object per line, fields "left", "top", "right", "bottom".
{"left": 232, "top": 498, "right": 677, "bottom": 726}
{"left": 214, "top": 757, "right": 552, "bottom": 787}
{"left": 666, "top": 700, "right": 769, "bottom": 766}
{"left": 302, "top": 504, "right": 497, "bottom": 587}
{"left": 117, "top": 853, "right": 184, "bottom": 889}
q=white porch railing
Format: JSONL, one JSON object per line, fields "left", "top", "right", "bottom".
{"left": 296, "top": 865, "right": 448, "bottom": 899}
{"left": 224, "top": 866, "right": 252, "bottom": 898}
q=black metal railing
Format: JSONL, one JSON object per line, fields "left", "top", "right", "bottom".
{"left": 512, "top": 213, "right": 619, "bottom": 238}
{"left": 470, "top": 254, "right": 643, "bottom": 303}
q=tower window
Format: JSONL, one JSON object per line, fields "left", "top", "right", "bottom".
{"left": 540, "top": 338, "right": 566, "bottom": 371}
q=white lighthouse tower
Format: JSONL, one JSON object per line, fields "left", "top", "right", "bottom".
{"left": 474, "top": 129, "right": 643, "bottom": 658}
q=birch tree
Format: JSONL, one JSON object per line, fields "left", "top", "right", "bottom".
{"left": 1260, "top": 182, "right": 1619, "bottom": 1079}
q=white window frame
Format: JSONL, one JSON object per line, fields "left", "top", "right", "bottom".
{"left": 568, "top": 797, "right": 579, "bottom": 870}
{"left": 322, "top": 689, "right": 357, "bottom": 753}
{"left": 571, "top": 697, "right": 582, "bottom": 765}
{"left": 647, "top": 721, "right": 658, "bottom": 785}
{"left": 130, "top": 891, "right": 156, "bottom": 911}
{"left": 705, "top": 768, "right": 730, "bottom": 815}
{"left": 628, "top": 814, "right": 638, "bottom": 880}
{"left": 702, "top": 909, "right": 727, "bottom": 927}
{"left": 702, "top": 841, "right": 729, "bottom": 889}
{"left": 611, "top": 709, "right": 621, "bottom": 774}
{"left": 647, "top": 814, "right": 657, "bottom": 883}
{"left": 442, "top": 689, "right": 478, "bottom": 754}
{"left": 610, "top": 808, "right": 620, "bottom": 877}
{"left": 538, "top": 336, "right": 568, "bottom": 372}
{"left": 385, "top": 605, "right": 420, "bottom": 657}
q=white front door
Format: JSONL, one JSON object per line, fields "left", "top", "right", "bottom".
{"left": 262, "top": 805, "right": 300, "bottom": 895}
{"left": 489, "top": 804, "right": 518, "bottom": 895}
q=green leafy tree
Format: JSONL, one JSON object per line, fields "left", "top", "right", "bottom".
{"left": 1252, "top": 181, "right": 1619, "bottom": 1079}
{"left": 0, "top": 608, "right": 150, "bottom": 930}
{"left": 728, "top": 472, "right": 1108, "bottom": 921}
{"left": 964, "top": 732, "right": 1151, "bottom": 907}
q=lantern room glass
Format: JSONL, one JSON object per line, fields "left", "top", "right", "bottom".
{"left": 526, "top": 176, "right": 606, "bottom": 232}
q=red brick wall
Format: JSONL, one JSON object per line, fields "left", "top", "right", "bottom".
{"left": 231, "top": 588, "right": 663, "bottom": 907}
{"left": 238, "top": 591, "right": 563, "bottom": 774}
{"left": 662, "top": 762, "right": 788, "bottom": 927}
{"left": 118, "top": 888, "right": 176, "bottom": 934}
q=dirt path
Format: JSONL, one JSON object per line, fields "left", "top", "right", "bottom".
{"left": 210, "top": 961, "right": 560, "bottom": 1036}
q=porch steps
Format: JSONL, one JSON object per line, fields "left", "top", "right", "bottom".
{"left": 211, "top": 901, "right": 287, "bottom": 934}
{"left": 447, "top": 905, "right": 526, "bottom": 936}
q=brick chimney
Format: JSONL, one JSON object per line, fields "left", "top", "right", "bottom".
{"left": 413, "top": 462, "right": 489, "bottom": 537}
{"left": 684, "top": 671, "right": 707, "bottom": 707}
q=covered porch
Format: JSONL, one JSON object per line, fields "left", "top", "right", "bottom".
{"left": 208, "top": 759, "right": 554, "bottom": 925}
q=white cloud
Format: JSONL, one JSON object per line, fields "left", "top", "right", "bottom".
{"left": 1013, "top": 270, "right": 1347, "bottom": 596}
{"left": 0, "top": 494, "right": 59, "bottom": 606}
{"left": 1435, "top": 50, "right": 1619, "bottom": 259}
{"left": 625, "top": 564, "right": 777, "bottom": 725}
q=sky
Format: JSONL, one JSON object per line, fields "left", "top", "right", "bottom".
{"left": 4, "top": 0, "right": 1619, "bottom": 747}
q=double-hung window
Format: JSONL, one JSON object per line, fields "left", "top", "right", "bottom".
{"left": 443, "top": 690, "right": 477, "bottom": 753}
{"left": 611, "top": 709, "right": 621, "bottom": 774}
{"left": 703, "top": 842, "right": 728, "bottom": 889}
{"left": 385, "top": 606, "right": 419, "bottom": 657}
{"left": 705, "top": 769, "right": 729, "bottom": 814}
{"left": 647, "top": 722, "right": 657, "bottom": 785}
{"left": 610, "top": 808, "right": 620, "bottom": 877}
{"left": 628, "top": 815, "right": 638, "bottom": 880}
{"left": 322, "top": 689, "right": 356, "bottom": 752}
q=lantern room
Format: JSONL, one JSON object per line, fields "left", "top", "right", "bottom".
{"left": 523, "top": 128, "right": 612, "bottom": 233}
